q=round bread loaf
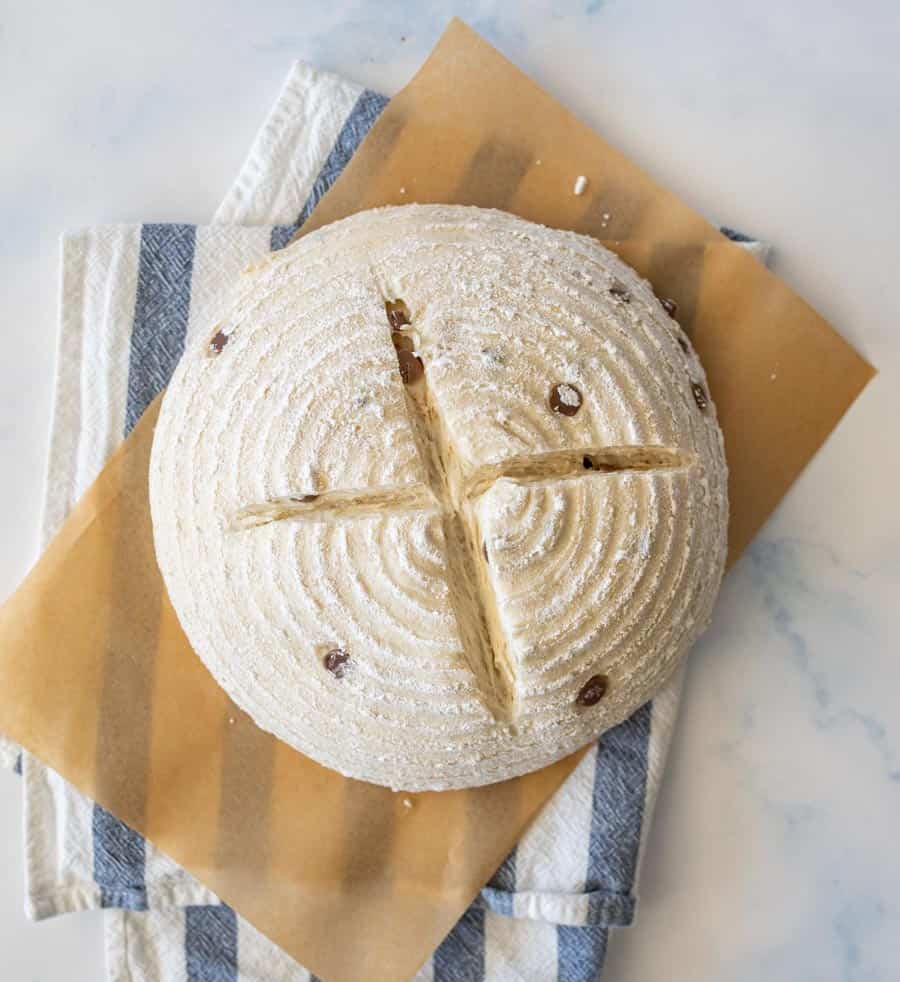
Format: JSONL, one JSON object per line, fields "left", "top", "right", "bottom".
{"left": 149, "top": 204, "right": 727, "bottom": 791}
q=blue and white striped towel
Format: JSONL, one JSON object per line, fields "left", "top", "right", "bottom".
{"left": 4, "top": 62, "right": 769, "bottom": 981}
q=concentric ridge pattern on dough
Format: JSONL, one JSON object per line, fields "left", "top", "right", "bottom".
{"left": 149, "top": 204, "right": 728, "bottom": 791}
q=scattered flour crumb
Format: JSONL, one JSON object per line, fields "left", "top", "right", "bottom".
{"left": 402, "top": 797, "right": 413, "bottom": 809}
{"left": 770, "top": 372, "right": 777, "bottom": 381}
{"left": 602, "top": 212, "right": 610, "bottom": 221}
{"left": 228, "top": 716, "right": 235, "bottom": 725}
{"left": 573, "top": 175, "right": 589, "bottom": 196}
{"left": 399, "top": 186, "right": 406, "bottom": 194}
{"left": 535, "top": 159, "right": 542, "bottom": 166}
{"left": 557, "top": 383, "right": 581, "bottom": 407}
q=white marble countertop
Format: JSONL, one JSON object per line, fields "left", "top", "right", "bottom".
{"left": 1, "top": 2, "right": 898, "bottom": 979}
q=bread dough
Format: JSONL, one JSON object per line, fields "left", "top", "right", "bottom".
{"left": 150, "top": 204, "right": 727, "bottom": 790}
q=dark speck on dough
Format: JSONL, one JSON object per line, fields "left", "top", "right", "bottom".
{"left": 323, "top": 648, "right": 350, "bottom": 678}
{"left": 691, "top": 382, "right": 708, "bottom": 411}
{"left": 576, "top": 674, "right": 609, "bottom": 707}
{"left": 209, "top": 330, "right": 229, "bottom": 354}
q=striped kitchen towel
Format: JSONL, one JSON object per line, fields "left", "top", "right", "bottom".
{"left": 8, "top": 62, "right": 769, "bottom": 981}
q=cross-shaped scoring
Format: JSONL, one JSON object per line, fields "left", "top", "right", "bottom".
{"left": 230, "top": 298, "right": 694, "bottom": 722}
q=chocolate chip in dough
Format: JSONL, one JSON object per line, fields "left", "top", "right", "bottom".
{"left": 582, "top": 455, "right": 594, "bottom": 470}
{"left": 385, "top": 299, "right": 411, "bottom": 329}
{"left": 676, "top": 335, "right": 690, "bottom": 354}
{"left": 323, "top": 648, "right": 350, "bottom": 678}
{"left": 609, "top": 283, "right": 631, "bottom": 303}
{"left": 398, "top": 349, "right": 424, "bottom": 385}
{"left": 576, "top": 674, "right": 609, "bottom": 707}
{"left": 549, "top": 382, "right": 583, "bottom": 416}
{"left": 289, "top": 494, "right": 318, "bottom": 503}
{"left": 392, "top": 331, "right": 415, "bottom": 352}
{"left": 691, "top": 381, "right": 709, "bottom": 411}
{"left": 660, "top": 297, "right": 678, "bottom": 318}
{"left": 209, "top": 329, "right": 229, "bottom": 354}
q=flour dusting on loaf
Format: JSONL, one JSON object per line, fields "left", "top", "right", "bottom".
{"left": 150, "top": 204, "right": 727, "bottom": 791}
